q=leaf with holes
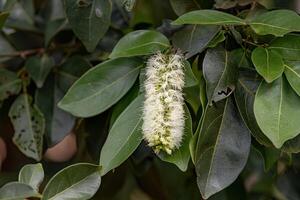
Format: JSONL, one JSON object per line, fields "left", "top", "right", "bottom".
{"left": 9, "top": 94, "right": 45, "bottom": 161}
{"left": 195, "top": 97, "right": 251, "bottom": 199}
{"left": 0, "top": 68, "right": 22, "bottom": 102}
{"left": 172, "top": 9, "right": 246, "bottom": 25}
{"left": 254, "top": 76, "right": 300, "bottom": 148}
{"left": 42, "top": 163, "right": 101, "bottom": 200}
{"left": 251, "top": 47, "right": 284, "bottom": 83}
{"left": 25, "top": 54, "right": 55, "bottom": 88}
{"left": 203, "top": 46, "right": 238, "bottom": 105}
{"left": 19, "top": 163, "right": 44, "bottom": 191}
{"left": 58, "top": 57, "right": 142, "bottom": 117}
{"left": 65, "top": 0, "right": 112, "bottom": 52}
{"left": 99, "top": 95, "right": 144, "bottom": 175}
{"left": 172, "top": 25, "right": 220, "bottom": 58}
{"left": 109, "top": 30, "right": 170, "bottom": 58}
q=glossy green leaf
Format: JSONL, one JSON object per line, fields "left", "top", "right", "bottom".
{"left": 109, "top": 83, "right": 139, "bottom": 128}
{"left": 9, "top": 94, "right": 45, "bottom": 161}
{"left": 254, "top": 76, "right": 300, "bottom": 148}
{"left": 172, "top": 25, "right": 220, "bottom": 58}
{"left": 172, "top": 9, "right": 246, "bottom": 26}
{"left": 203, "top": 46, "right": 238, "bottom": 105}
{"left": 42, "top": 163, "right": 101, "bottom": 200}
{"left": 35, "top": 76, "right": 75, "bottom": 146}
{"left": 251, "top": 47, "right": 284, "bottom": 83}
{"left": 0, "top": 68, "right": 22, "bottom": 102}
{"left": 269, "top": 34, "right": 300, "bottom": 61}
{"left": 158, "top": 105, "right": 192, "bottom": 171}
{"left": 109, "top": 30, "right": 170, "bottom": 58}
{"left": 18, "top": 163, "right": 44, "bottom": 191}
{"left": 0, "top": 12, "right": 9, "bottom": 29}
{"left": 284, "top": 61, "right": 300, "bottom": 96}
{"left": 0, "top": 182, "right": 40, "bottom": 200}
{"left": 234, "top": 69, "right": 273, "bottom": 147}
{"left": 250, "top": 10, "right": 300, "bottom": 36}
{"left": 57, "top": 56, "right": 91, "bottom": 92}
{"left": 64, "top": 0, "right": 112, "bottom": 52}
{"left": 195, "top": 97, "right": 251, "bottom": 199}
{"left": 25, "top": 54, "right": 55, "bottom": 88}
{"left": 170, "top": 0, "right": 202, "bottom": 16}
{"left": 99, "top": 95, "right": 144, "bottom": 175}
{"left": 58, "top": 58, "right": 142, "bottom": 117}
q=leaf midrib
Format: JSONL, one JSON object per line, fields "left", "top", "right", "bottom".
{"left": 62, "top": 66, "right": 141, "bottom": 105}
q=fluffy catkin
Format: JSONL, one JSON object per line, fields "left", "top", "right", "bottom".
{"left": 142, "top": 52, "right": 185, "bottom": 155}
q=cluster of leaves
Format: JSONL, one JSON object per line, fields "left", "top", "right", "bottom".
{"left": 1, "top": 0, "right": 300, "bottom": 199}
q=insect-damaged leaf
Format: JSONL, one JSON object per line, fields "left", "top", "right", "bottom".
{"left": 203, "top": 46, "right": 238, "bottom": 105}
{"left": 9, "top": 94, "right": 45, "bottom": 161}
{"left": 195, "top": 97, "right": 251, "bottom": 199}
{"left": 0, "top": 68, "right": 22, "bottom": 102}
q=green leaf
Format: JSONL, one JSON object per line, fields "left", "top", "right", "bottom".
{"left": 0, "top": 182, "right": 40, "bottom": 200}
{"left": 251, "top": 47, "right": 284, "bottom": 83}
{"left": 56, "top": 56, "right": 91, "bottom": 92}
{"left": 207, "top": 30, "right": 226, "bottom": 48}
{"left": 45, "top": 18, "right": 68, "bottom": 46}
{"left": 0, "top": 68, "right": 22, "bottom": 102}
{"left": 172, "top": 9, "right": 246, "bottom": 26}
{"left": 269, "top": 34, "right": 300, "bottom": 61}
{"left": 25, "top": 54, "right": 55, "bottom": 88}
{"left": 0, "top": 12, "right": 9, "bottom": 29}
{"left": 9, "top": 94, "right": 45, "bottom": 161}
{"left": 18, "top": 163, "right": 44, "bottom": 191}
{"left": 158, "top": 105, "right": 192, "bottom": 171}
{"left": 254, "top": 76, "right": 300, "bottom": 148}
{"left": 172, "top": 25, "right": 220, "bottom": 58}
{"left": 4, "top": 0, "right": 37, "bottom": 31}
{"left": 195, "top": 97, "right": 251, "bottom": 199}
{"left": 282, "top": 134, "right": 300, "bottom": 153}
{"left": 42, "top": 163, "right": 101, "bottom": 200}
{"left": 169, "top": 0, "right": 201, "bottom": 16}
{"left": 35, "top": 75, "right": 75, "bottom": 146}
{"left": 249, "top": 10, "right": 300, "bottom": 36}
{"left": 234, "top": 69, "right": 273, "bottom": 147}
{"left": 284, "top": 61, "right": 300, "bottom": 96}
{"left": 109, "top": 30, "right": 170, "bottom": 58}
{"left": 58, "top": 57, "right": 142, "bottom": 117}
{"left": 99, "top": 95, "right": 144, "bottom": 175}
{"left": 0, "top": 34, "right": 16, "bottom": 62}
{"left": 253, "top": 144, "right": 280, "bottom": 171}
{"left": 184, "top": 60, "right": 199, "bottom": 88}
{"left": 109, "top": 83, "right": 139, "bottom": 128}
{"left": 203, "top": 46, "right": 238, "bottom": 105}
{"left": 64, "top": 0, "right": 112, "bottom": 52}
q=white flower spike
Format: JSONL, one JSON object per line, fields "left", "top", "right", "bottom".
{"left": 142, "top": 51, "right": 185, "bottom": 155}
